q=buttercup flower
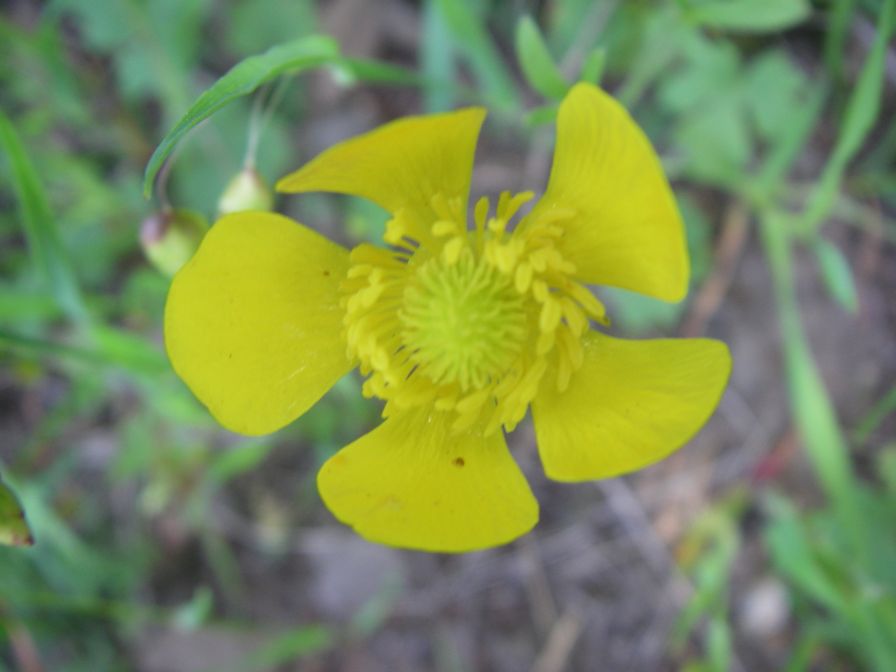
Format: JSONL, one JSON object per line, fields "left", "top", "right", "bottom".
{"left": 165, "top": 83, "right": 731, "bottom": 552}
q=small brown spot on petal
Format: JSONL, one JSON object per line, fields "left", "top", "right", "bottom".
{"left": 453, "top": 457, "right": 465, "bottom": 468}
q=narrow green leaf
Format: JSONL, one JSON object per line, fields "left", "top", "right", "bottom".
{"left": 688, "top": 0, "right": 811, "bottom": 33}
{"left": 801, "top": 0, "right": 895, "bottom": 233}
{"left": 143, "top": 35, "right": 340, "bottom": 197}
{"left": 707, "top": 618, "right": 732, "bottom": 672}
{"left": 783, "top": 633, "right": 822, "bottom": 672}
{"left": 759, "top": 213, "right": 865, "bottom": 558}
{"left": 234, "top": 626, "right": 334, "bottom": 672}
{"left": 206, "top": 440, "right": 275, "bottom": 487}
{"left": 515, "top": 16, "right": 568, "bottom": 100}
{"left": 185, "top": 440, "right": 280, "bottom": 534}
{"left": 422, "top": 0, "right": 456, "bottom": 112}
{"left": 0, "top": 477, "right": 33, "bottom": 547}
{"left": 813, "top": 239, "right": 858, "bottom": 313}
{"left": 764, "top": 495, "right": 845, "bottom": 612}
{"left": 434, "top": 0, "right": 520, "bottom": 111}
{"left": 546, "top": 0, "right": 599, "bottom": 54}
{"left": 331, "top": 57, "right": 424, "bottom": 87}
{"left": 881, "top": 446, "right": 896, "bottom": 494}
{"left": 0, "top": 328, "right": 103, "bottom": 364}
{"left": 0, "top": 327, "right": 166, "bottom": 374}
{"left": 350, "top": 574, "right": 404, "bottom": 637}
{"left": 91, "top": 324, "right": 169, "bottom": 375}
{"left": 579, "top": 47, "right": 607, "bottom": 85}
{"left": 853, "top": 385, "right": 896, "bottom": 445}
{"left": 673, "top": 549, "right": 729, "bottom": 648}
{"left": 824, "top": 0, "right": 857, "bottom": 79}
{"left": 0, "top": 287, "right": 61, "bottom": 321}
{"left": 525, "top": 104, "right": 559, "bottom": 127}
{"left": 0, "top": 111, "right": 87, "bottom": 323}
{"left": 171, "top": 586, "right": 214, "bottom": 631}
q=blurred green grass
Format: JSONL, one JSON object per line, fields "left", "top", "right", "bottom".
{"left": 1, "top": 0, "right": 895, "bottom": 670}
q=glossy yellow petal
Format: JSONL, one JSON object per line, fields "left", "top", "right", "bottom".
{"left": 276, "top": 108, "right": 486, "bottom": 242}
{"left": 318, "top": 408, "right": 538, "bottom": 552}
{"left": 531, "top": 83, "right": 688, "bottom": 301}
{"left": 165, "top": 211, "right": 351, "bottom": 436}
{"left": 532, "top": 331, "right": 731, "bottom": 481}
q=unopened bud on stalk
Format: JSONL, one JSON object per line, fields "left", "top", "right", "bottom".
{"left": 217, "top": 167, "right": 274, "bottom": 216}
{"left": 140, "top": 209, "right": 209, "bottom": 277}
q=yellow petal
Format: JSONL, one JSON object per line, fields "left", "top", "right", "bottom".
{"left": 318, "top": 408, "right": 538, "bottom": 552}
{"left": 532, "top": 331, "right": 731, "bottom": 481}
{"left": 276, "top": 108, "right": 486, "bottom": 242}
{"left": 532, "top": 83, "right": 689, "bottom": 301}
{"left": 165, "top": 211, "right": 352, "bottom": 435}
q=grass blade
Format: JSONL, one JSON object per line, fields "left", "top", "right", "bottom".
{"left": 143, "top": 35, "right": 341, "bottom": 197}
{"left": 332, "top": 57, "right": 424, "bottom": 87}
{"left": 800, "top": 0, "right": 895, "bottom": 234}
{"left": 515, "top": 16, "right": 568, "bottom": 100}
{"left": 687, "top": 0, "right": 811, "bottom": 33}
{"left": 434, "top": 0, "right": 520, "bottom": 112}
{"left": 209, "top": 626, "right": 334, "bottom": 672}
{"left": 0, "top": 111, "right": 87, "bottom": 324}
{"left": 759, "top": 213, "right": 864, "bottom": 557}
{"left": 824, "top": 0, "right": 857, "bottom": 79}
{"left": 579, "top": 47, "right": 607, "bottom": 85}
{"left": 0, "top": 287, "right": 61, "bottom": 321}
{"left": 0, "top": 327, "right": 167, "bottom": 374}
{"left": 853, "top": 384, "right": 896, "bottom": 445}
{"left": 813, "top": 238, "right": 858, "bottom": 313}
{"left": 422, "top": 0, "right": 456, "bottom": 112}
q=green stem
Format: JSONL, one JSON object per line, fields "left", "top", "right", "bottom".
{"left": 758, "top": 213, "right": 865, "bottom": 559}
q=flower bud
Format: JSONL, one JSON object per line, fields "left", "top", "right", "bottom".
{"left": 217, "top": 167, "right": 274, "bottom": 216}
{"left": 140, "top": 209, "right": 209, "bottom": 277}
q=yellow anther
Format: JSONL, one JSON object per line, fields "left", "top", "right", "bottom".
{"left": 539, "top": 297, "right": 563, "bottom": 333}
{"left": 474, "top": 197, "right": 489, "bottom": 233}
{"left": 488, "top": 217, "right": 506, "bottom": 235}
{"left": 556, "top": 356, "right": 573, "bottom": 393}
{"left": 456, "top": 389, "right": 490, "bottom": 415}
{"left": 560, "top": 297, "right": 587, "bottom": 336}
{"left": 384, "top": 217, "right": 407, "bottom": 246}
{"left": 343, "top": 190, "right": 599, "bottom": 435}
{"left": 557, "top": 326, "right": 585, "bottom": 369}
{"left": 536, "top": 330, "right": 555, "bottom": 355}
{"left": 498, "top": 191, "right": 535, "bottom": 222}
{"left": 529, "top": 249, "right": 549, "bottom": 272}
{"left": 442, "top": 236, "right": 466, "bottom": 265}
{"left": 567, "top": 283, "right": 608, "bottom": 322}
{"left": 514, "top": 262, "right": 533, "bottom": 293}
{"left": 431, "top": 220, "right": 458, "bottom": 237}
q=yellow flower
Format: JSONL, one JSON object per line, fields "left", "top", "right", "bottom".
{"left": 165, "top": 83, "right": 731, "bottom": 552}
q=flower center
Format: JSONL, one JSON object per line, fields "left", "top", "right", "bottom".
{"left": 400, "top": 252, "right": 526, "bottom": 392}
{"left": 340, "top": 191, "right": 608, "bottom": 434}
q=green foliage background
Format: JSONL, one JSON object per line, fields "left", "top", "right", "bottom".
{"left": 1, "top": 0, "right": 895, "bottom": 670}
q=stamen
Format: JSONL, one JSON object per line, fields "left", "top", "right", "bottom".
{"left": 341, "top": 191, "right": 607, "bottom": 434}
